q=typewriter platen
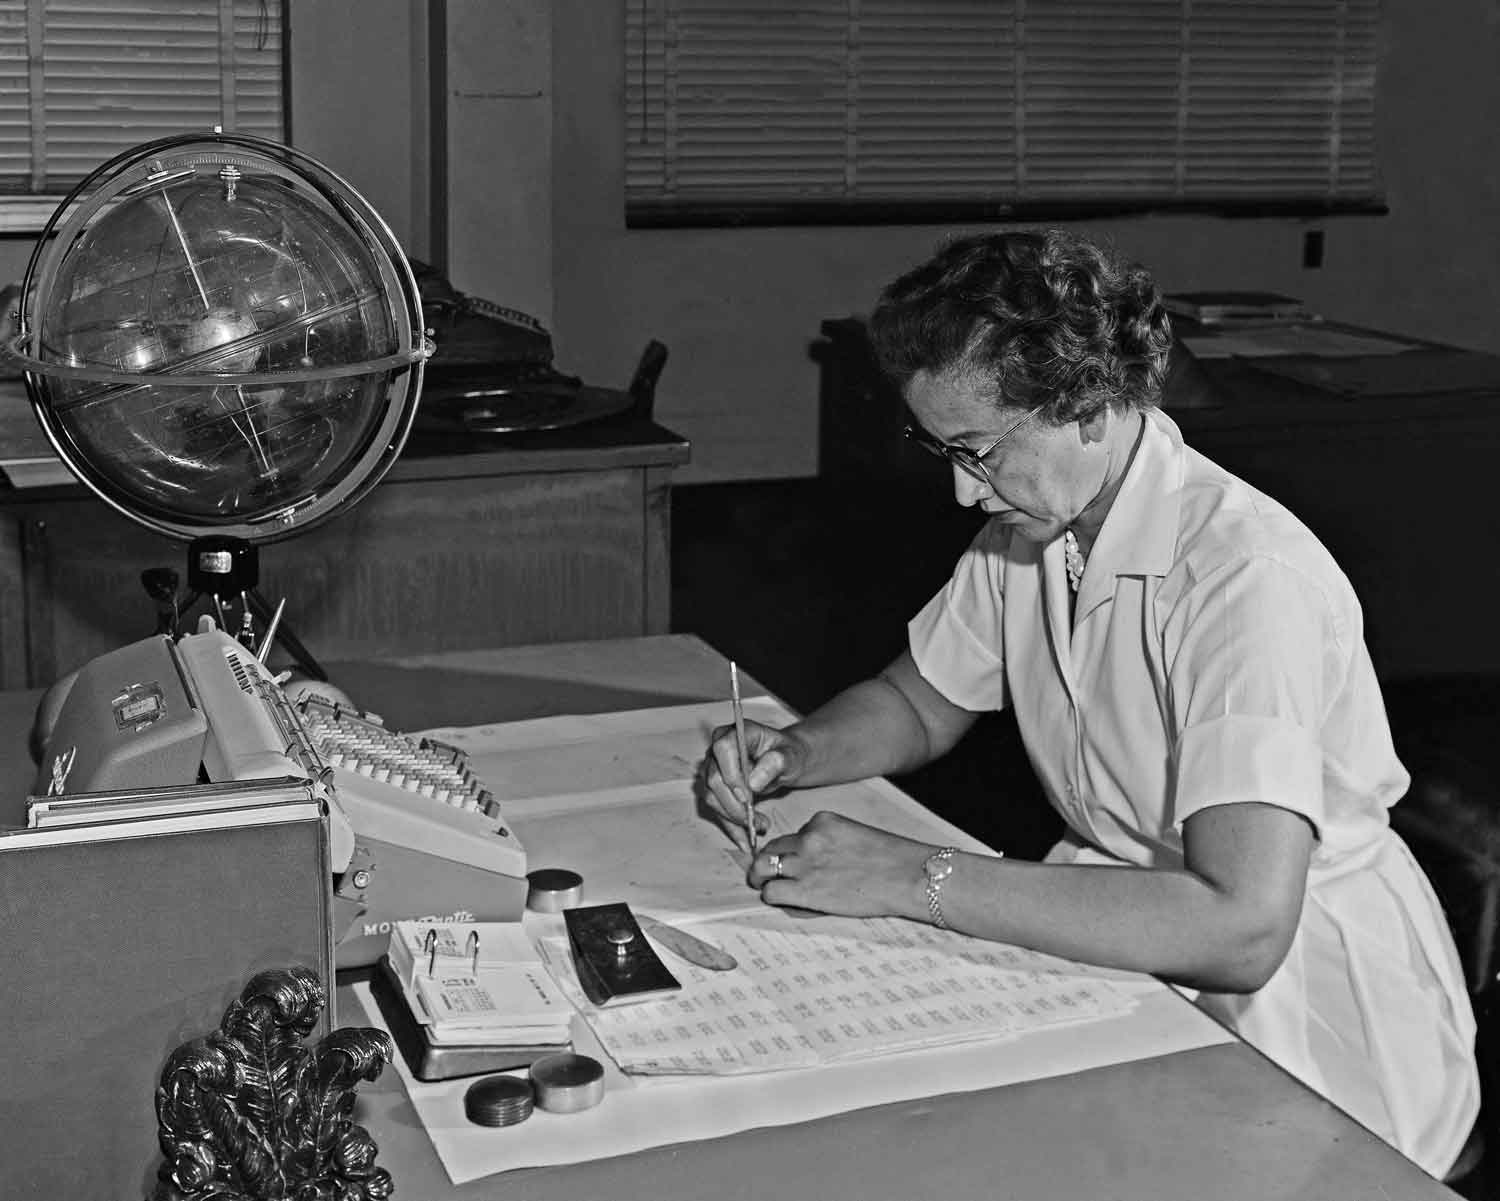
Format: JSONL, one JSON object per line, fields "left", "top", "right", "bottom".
{"left": 29, "top": 628, "right": 528, "bottom": 967}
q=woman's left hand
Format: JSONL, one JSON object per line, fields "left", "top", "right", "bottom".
{"left": 747, "top": 811, "right": 932, "bottom": 921}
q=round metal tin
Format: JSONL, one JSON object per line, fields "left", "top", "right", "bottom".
{"left": 526, "top": 867, "right": 584, "bottom": 913}
{"left": 529, "top": 1052, "right": 606, "bottom": 1113}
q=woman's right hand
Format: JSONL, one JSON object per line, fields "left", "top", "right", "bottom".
{"left": 701, "top": 719, "right": 808, "bottom": 845}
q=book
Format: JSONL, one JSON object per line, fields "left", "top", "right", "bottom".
{"left": 27, "top": 774, "right": 317, "bottom": 828}
{"left": 0, "top": 787, "right": 334, "bottom": 1198}
{"left": 1164, "top": 290, "right": 1309, "bottom": 325}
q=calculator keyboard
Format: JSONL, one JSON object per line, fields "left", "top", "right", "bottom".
{"left": 285, "top": 690, "right": 529, "bottom": 969}
{"left": 295, "top": 695, "right": 501, "bottom": 819}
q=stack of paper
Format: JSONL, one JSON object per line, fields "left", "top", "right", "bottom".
{"left": 386, "top": 921, "right": 573, "bottom": 1047}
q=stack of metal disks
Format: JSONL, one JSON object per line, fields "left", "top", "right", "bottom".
{"left": 463, "top": 1075, "right": 535, "bottom": 1127}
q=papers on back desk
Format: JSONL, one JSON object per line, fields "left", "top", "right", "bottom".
{"left": 537, "top": 908, "right": 1135, "bottom": 1075}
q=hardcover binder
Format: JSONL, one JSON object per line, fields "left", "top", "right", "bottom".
{"left": 0, "top": 783, "right": 334, "bottom": 1200}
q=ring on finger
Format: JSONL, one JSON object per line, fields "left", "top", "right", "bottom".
{"left": 767, "top": 852, "right": 784, "bottom": 878}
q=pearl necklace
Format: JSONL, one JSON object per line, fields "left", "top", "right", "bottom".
{"left": 1063, "top": 529, "right": 1086, "bottom": 593}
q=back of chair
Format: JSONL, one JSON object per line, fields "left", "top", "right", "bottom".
{"left": 1381, "top": 674, "right": 1500, "bottom": 1194}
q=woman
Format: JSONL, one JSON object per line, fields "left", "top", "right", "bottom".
{"left": 702, "top": 230, "right": 1478, "bottom": 1178}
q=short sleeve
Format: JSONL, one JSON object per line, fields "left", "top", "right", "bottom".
{"left": 1166, "top": 554, "right": 1339, "bottom": 835}
{"left": 908, "top": 525, "right": 1010, "bottom": 712}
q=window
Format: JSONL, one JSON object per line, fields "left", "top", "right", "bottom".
{"left": 0, "top": 0, "right": 284, "bottom": 227}
{"left": 625, "top": 0, "right": 1383, "bottom": 227}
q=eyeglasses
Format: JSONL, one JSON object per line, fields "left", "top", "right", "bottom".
{"left": 902, "top": 403, "right": 1045, "bottom": 486}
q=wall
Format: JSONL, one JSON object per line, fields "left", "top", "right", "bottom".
{"left": 290, "top": 0, "right": 554, "bottom": 322}
{"left": 287, "top": 0, "right": 429, "bottom": 264}
{"left": 445, "top": 0, "right": 553, "bottom": 325}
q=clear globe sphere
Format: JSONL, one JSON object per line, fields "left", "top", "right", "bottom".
{"left": 11, "top": 133, "right": 430, "bottom": 543}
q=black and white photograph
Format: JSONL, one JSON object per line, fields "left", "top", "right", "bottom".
{"left": 0, "top": 2, "right": 1495, "bottom": 1198}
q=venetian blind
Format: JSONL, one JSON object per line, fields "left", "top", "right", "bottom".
{"left": 0, "top": 0, "right": 284, "bottom": 195}
{"left": 625, "top": 0, "right": 1382, "bottom": 226}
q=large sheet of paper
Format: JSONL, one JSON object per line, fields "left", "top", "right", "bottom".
{"left": 351, "top": 974, "right": 1229, "bottom": 1186}
{"left": 383, "top": 701, "right": 1234, "bottom": 1185}
{"left": 535, "top": 909, "right": 1138, "bottom": 1074}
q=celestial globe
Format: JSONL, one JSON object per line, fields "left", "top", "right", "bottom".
{"left": 8, "top": 132, "right": 431, "bottom": 545}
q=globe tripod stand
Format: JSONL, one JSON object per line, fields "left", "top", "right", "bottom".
{"left": 141, "top": 535, "right": 329, "bottom": 682}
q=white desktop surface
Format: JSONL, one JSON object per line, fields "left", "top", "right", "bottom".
{"left": 351, "top": 698, "right": 1234, "bottom": 1187}
{"left": 0, "top": 636, "right": 1459, "bottom": 1201}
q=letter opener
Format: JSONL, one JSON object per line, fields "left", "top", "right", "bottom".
{"left": 637, "top": 914, "right": 738, "bottom": 971}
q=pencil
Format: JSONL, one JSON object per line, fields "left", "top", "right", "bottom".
{"left": 256, "top": 596, "right": 287, "bottom": 664}
{"left": 730, "top": 660, "right": 757, "bottom": 855}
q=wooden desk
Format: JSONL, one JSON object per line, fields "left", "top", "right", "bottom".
{"left": 0, "top": 392, "right": 690, "bottom": 689}
{"left": 0, "top": 635, "right": 1455, "bottom": 1199}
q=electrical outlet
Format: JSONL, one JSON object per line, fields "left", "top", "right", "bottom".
{"left": 1303, "top": 229, "right": 1325, "bottom": 269}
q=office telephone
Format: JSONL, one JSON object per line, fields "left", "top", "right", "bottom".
{"left": 413, "top": 258, "right": 559, "bottom": 377}
{"left": 410, "top": 260, "right": 659, "bottom": 435}
{"left": 29, "top": 627, "right": 529, "bottom": 967}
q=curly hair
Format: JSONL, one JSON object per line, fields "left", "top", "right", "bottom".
{"left": 867, "top": 229, "right": 1173, "bottom": 424}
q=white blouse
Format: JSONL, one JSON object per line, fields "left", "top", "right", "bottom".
{"left": 908, "top": 408, "right": 1478, "bottom": 1178}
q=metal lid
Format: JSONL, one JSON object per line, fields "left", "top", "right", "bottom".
{"left": 530, "top": 1052, "right": 606, "bottom": 1114}
{"left": 526, "top": 867, "right": 584, "bottom": 913}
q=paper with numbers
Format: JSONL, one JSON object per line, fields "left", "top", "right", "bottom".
{"left": 536, "top": 908, "right": 1135, "bottom": 1075}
